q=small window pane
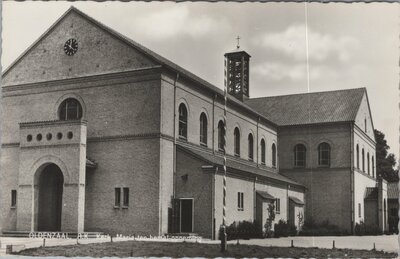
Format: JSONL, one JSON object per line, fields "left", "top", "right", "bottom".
{"left": 59, "top": 98, "right": 82, "bottom": 120}
{"left": 294, "top": 144, "right": 306, "bottom": 167}
{"left": 123, "top": 188, "right": 129, "bottom": 207}
{"left": 261, "top": 139, "right": 266, "bottom": 164}
{"left": 115, "top": 188, "right": 121, "bottom": 207}
{"left": 218, "top": 121, "right": 225, "bottom": 151}
{"left": 272, "top": 144, "right": 277, "bottom": 167}
{"left": 234, "top": 128, "right": 240, "bottom": 156}
{"left": 318, "top": 143, "right": 331, "bottom": 166}
{"left": 200, "top": 113, "right": 208, "bottom": 145}
{"left": 178, "top": 104, "right": 188, "bottom": 139}
{"left": 11, "top": 190, "right": 17, "bottom": 207}
{"left": 248, "top": 134, "right": 254, "bottom": 161}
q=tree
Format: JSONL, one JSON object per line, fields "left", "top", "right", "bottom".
{"left": 374, "top": 129, "right": 398, "bottom": 182}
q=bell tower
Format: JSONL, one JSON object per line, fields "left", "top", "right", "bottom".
{"left": 224, "top": 36, "right": 251, "bottom": 101}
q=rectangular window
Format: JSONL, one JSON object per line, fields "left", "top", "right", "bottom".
{"left": 11, "top": 190, "right": 17, "bottom": 208}
{"left": 123, "top": 188, "right": 129, "bottom": 207}
{"left": 237, "top": 192, "right": 244, "bottom": 211}
{"left": 115, "top": 188, "right": 121, "bottom": 207}
{"left": 275, "top": 198, "right": 280, "bottom": 214}
{"left": 358, "top": 203, "right": 361, "bottom": 218}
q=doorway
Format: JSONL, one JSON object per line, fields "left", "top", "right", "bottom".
{"left": 180, "top": 199, "right": 193, "bottom": 233}
{"left": 37, "top": 164, "right": 64, "bottom": 231}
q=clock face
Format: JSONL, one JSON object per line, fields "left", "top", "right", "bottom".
{"left": 64, "top": 38, "right": 78, "bottom": 56}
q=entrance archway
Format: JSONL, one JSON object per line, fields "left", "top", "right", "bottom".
{"left": 36, "top": 164, "right": 64, "bottom": 231}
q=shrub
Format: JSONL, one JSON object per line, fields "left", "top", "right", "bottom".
{"left": 264, "top": 203, "right": 275, "bottom": 238}
{"left": 274, "top": 220, "right": 297, "bottom": 238}
{"left": 299, "top": 219, "right": 348, "bottom": 236}
{"left": 354, "top": 221, "right": 382, "bottom": 236}
{"left": 220, "top": 220, "right": 263, "bottom": 241}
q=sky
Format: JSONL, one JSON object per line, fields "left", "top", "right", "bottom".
{"left": 2, "top": 2, "right": 399, "bottom": 160}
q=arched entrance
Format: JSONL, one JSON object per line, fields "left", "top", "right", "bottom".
{"left": 36, "top": 164, "right": 64, "bottom": 231}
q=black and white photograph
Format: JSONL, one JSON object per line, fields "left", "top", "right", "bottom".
{"left": 0, "top": 1, "right": 398, "bottom": 258}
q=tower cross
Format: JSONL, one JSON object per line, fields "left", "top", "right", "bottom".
{"left": 236, "top": 36, "right": 240, "bottom": 49}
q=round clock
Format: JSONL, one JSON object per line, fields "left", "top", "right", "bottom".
{"left": 64, "top": 38, "right": 78, "bottom": 56}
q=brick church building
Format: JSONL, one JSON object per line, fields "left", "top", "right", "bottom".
{"left": 0, "top": 7, "right": 388, "bottom": 238}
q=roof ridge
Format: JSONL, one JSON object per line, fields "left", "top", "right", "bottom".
{"left": 247, "top": 87, "right": 366, "bottom": 101}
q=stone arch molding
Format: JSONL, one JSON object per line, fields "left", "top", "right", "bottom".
{"left": 31, "top": 155, "right": 70, "bottom": 185}
{"left": 177, "top": 98, "right": 190, "bottom": 117}
{"left": 54, "top": 93, "right": 87, "bottom": 120}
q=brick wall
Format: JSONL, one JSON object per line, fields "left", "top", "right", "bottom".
{"left": 175, "top": 149, "right": 213, "bottom": 238}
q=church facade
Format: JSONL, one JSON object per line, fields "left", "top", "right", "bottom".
{"left": 0, "top": 7, "right": 386, "bottom": 239}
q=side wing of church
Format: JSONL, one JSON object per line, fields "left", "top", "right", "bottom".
{"left": 0, "top": 7, "right": 387, "bottom": 238}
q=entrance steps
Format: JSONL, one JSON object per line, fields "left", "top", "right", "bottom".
{"left": 1, "top": 231, "right": 104, "bottom": 238}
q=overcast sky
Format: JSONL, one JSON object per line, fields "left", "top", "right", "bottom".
{"left": 2, "top": 2, "right": 399, "bottom": 160}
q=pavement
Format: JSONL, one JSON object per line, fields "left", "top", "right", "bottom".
{"left": 0, "top": 234, "right": 398, "bottom": 256}
{"left": 232, "top": 235, "right": 399, "bottom": 253}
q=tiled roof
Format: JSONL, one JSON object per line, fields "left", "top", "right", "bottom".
{"left": 257, "top": 191, "right": 275, "bottom": 200}
{"left": 245, "top": 88, "right": 366, "bottom": 126}
{"left": 388, "top": 182, "right": 399, "bottom": 199}
{"left": 177, "top": 142, "right": 304, "bottom": 188}
{"left": 289, "top": 196, "right": 304, "bottom": 205}
{"left": 364, "top": 187, "right": 378, "bottom": 200}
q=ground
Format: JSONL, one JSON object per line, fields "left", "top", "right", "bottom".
{"left": 2, "top": 235, "right": 398, "bottom": 257}
{"left": 12, "top": 240, "right": 397, "bottom": 258}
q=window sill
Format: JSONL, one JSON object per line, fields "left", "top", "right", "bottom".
{"left": 248, "top": 158, "right": 254, "bottom": 162}
{"left": 276, "top": 211, "right": 280, "bottom": 214}
{"left": 261, "top": 162, "right": 266, "bottom": 165}
{"left": 200, "top": 142, "right": 208, "bottom": 147}
{"left": 178, "top": 136, "right": 187, "bottom": 141}
{"left": 218, "top": 148, "right": 225, "bottom": 152}
{"left": 294, "top": 166, "right": 306, "bottom": 169}
{"left": 318, "top": 165, "right": 330, "bottom": 168}
{"left": 114, "top": 206, "right": 120, "bottom": 209}
{"left": 237, "top": 208, "right": 244, "bottom": 211}
{"left": 10, "top": 206, "right": 16, "bottom": 209}
{"left": 234, "top": 154, "right": 240, "bottom": 158}
{"left": 122, "top": 206, "right": 129, "bottom": 209}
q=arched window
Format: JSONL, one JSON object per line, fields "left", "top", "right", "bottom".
{"left": 294, "top": 144, "right": 306, "bottom": 167}
{"left": 356, "top": 144, "right": 360, "bottom": 169}
{"left": 59, "top": 98, "right": 82, "bottom": 120}
{"left": 367, "top": 152, "right": 370, "bottom": 175}
{"left": 372, "top": 156, "right": 375, "bottom": 177}
{"left": 248, "top": 133, "right": 254, "bottom": 161}
{"left": 199, "top": 113, "right": 208, "bottom": 146}
{"left": 272, "top": 143, "right": 277, "bottom": 168}
{"left": 218, "top": 120, "right": 225, "bottom": 151}
{"left": 234, "top": 127, "right": 240, "bottom": 157}
{"left": 260, "top": 139, "right": 266, "bottom": 165}
{"left": 318, "top": 142, "right": 331, "bottom": 166}
{"left": 362, "top": 148, "right": 365, "bottom": 172}
{"left": 178, "top": 104, "right": 188, "bottom": 140}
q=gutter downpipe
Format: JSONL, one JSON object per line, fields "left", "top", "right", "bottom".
{"left": 256, "top": 117, "right": 260, "bottom": 167}
{"left": 350, "top": 122, "right": 355, "bottom": 234}
{"left": 173, "top": 72, "right": 180, "bottom": 233}
{"left": 213, "top": 94, "right": 217, "bottom": 154}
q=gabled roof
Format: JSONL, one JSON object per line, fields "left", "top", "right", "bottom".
{"left": 289, "top": 196, "right": 305, "bottom": 205}
{"left": 177, "top": 142, "right": 304, "bottom": 188}
{"left": 388, "top": 182, "right": 399, "bottom": 200}
{"left": 257, "top": 191, "right": 275, "bottom": 201}
{"left": 2, "top": 6, "right": 276, "bottom": 128}
{"left": 245, "top": 88, "right": 366, "bottom": 126}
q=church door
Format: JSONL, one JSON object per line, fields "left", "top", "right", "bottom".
{"left": 37, "top": 164, "right": 64, "bottom": 231}
{"left": 180, "top": 199, "right": 193, "bottom": 233}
